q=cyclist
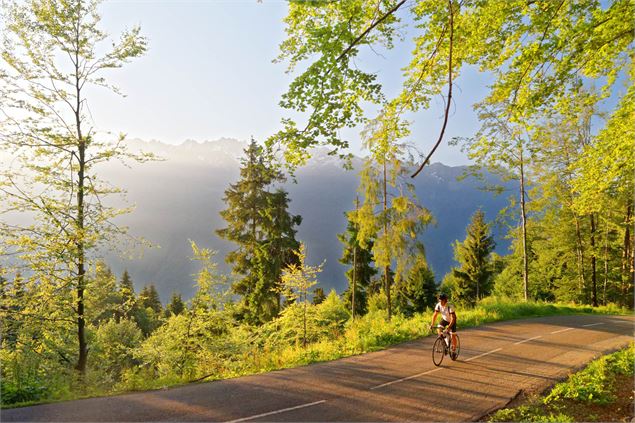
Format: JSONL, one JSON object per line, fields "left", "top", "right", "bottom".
{"left": 430, "top": 293, "right": 458, "bottom": 357}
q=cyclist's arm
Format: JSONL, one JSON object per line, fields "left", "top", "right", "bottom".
{"left": 430, "top": 310, "right": 439, "bottom": 327}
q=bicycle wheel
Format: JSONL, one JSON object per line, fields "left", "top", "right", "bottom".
{"left": 450, "top": 334, "right": 461, "bottom": 361}
{"left": 432, "top": 337, "right": 445, "bottom": 366}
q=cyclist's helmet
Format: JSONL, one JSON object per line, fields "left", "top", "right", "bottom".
{"left": 438, "top": 293, "right": 448, "bottom": 301}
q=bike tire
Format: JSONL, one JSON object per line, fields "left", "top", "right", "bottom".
{"left": 450, "top": 334, "right": 461, "bottom": 361}
{"left": 432, "top": 337, "right": 445, "bottom": 366}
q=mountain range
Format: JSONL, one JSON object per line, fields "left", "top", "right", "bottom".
{"left": 96, "top": 138, "right": 515, "bottom": 301}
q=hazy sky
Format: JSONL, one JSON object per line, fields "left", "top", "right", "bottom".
{"left": 89, "top": 0, "right": 493, "bottom": 166}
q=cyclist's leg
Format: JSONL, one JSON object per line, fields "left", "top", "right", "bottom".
{"left": 439, "top": 319, "right": 449, "bottom": 336}
{"left": 449, "top": 321, "right": 457, "bottom": 350}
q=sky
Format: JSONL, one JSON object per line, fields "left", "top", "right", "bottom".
{"left": 88, "top": 0, "right": 492, "bottom": 166}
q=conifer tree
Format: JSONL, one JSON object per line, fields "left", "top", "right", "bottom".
{"left": 139, "top": 284, "right": 163, "bottom": 315}
{"left": 217, "top": 139, "right": 301, "bottom": 324}
{"left": 117, "top": 270, "right": 138, "bottom": 321}
{"left": 394, "top": 244, "right": 437, "bottom": 315}
{"left": 312, "top": 287, "right": 326, "bottom": 305}
{"left": 166, "top": 292, "right": 185, "bottom": 317}
{"left": 338, "top": 204, "right": 377, "bottom": 317}
{"left": 451, "top": 210, "right": 496, "bottom": 305}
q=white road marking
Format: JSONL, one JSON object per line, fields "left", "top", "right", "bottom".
{"left": 464, "top": 347, "right": 502, "bottom": 362}
{"left": 370, "top": 368, "right": 442, "bottom": 390}
{"left": 550, "top": 327, "right": 575, "bottom": 334}
{"left": 514, "top": 335, "right": 542, "bottom": 345}
{"left": 224, "top": 400, "right": 327, "bottom": 423}
{"left": 582, "top": 323, "right": 605, "bottom": 327}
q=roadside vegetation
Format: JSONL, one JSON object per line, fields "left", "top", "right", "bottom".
{"left": 1, "top": 295, "right": 628, "bottom": 408}
{"left": 488, "top": 343, "right": 634, "bottom": 422}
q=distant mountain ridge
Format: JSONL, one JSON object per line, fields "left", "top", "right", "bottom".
{"left": 100, "top": 138, "right": 514, "bottom": 301}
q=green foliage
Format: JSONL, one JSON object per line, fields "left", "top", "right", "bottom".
{"left": 0, "top": 0, "right": 150, "bottom": 375}
{"left": 216, "top": 139, "right": 301, "bottom": 324}
{"left": 93, "top": 319, "right": 143, "bottom": 383}
{"left": 450, "top": 209, "right": 496, "bottom": 306}
{"left": 338, "top": 205, "right": 377, "bottom": 317}
{"left": 394, "top": 254, "right": 436, "bottom": 316}
{"left": 166, "top": 292, "right": 186, "bottom": 317}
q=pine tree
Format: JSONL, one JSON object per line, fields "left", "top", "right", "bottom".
{"left": 312, "top": 287, "right": 326, "bottom": 305}
{"left": 451, "top": 210, "right": 496, "bottom": 306}
{"left": 166, "top": 292, "right": 185, "bottom": 317}
{"left": 216, "top": 139, "right": 301, "bottom": 324}
{"left": 118, "top": 270, "right": 137, "bottom": 321}
{"left": 139, "top": 284, "right": 163, "bottom": 314}
{"left": 338, "top": 203, "right": 377, "bottom": 317}
{"left": 394, "top": 244, "right": 437, "bottom": 315}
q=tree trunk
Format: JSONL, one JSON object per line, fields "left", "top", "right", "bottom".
{"left": 622, "top": 202, "right": 633, "bottom": 302}
{"left": 603, "top": 217, "right": 609, "bottom": 306}
{"left": 589, "top": 214, "right": 598, "bottom": 307}
{"left": 383, "top": 159, "right": 391, "bottom": 320}
{"left": 574, "top": 215, "right": 586, "bottom": 297}
{"left": 352, "top": 197, "right": 358, "bottom": 319}
{"left": 74, "top": 37, "right": 88, "bottom": 375}
{"left": 519, "top": 146, "right": 529, "bottom": 301}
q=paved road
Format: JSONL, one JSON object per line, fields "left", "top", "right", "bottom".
{"left": 3, "top": 314, "right": 633, "bottom": 422}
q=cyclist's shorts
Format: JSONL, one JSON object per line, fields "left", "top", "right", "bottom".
{"left": 441, "top": 319, "right": 457, "bottom": 332}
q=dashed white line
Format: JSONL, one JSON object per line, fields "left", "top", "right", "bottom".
{"left": 514, "top": 335, "right": 542, "bottom": 345}
{"left": 224, "top": 400, "right": 327, "bottom": 423}
{"left": 550, "top": 327, "right": 575, "bottom": 334}
{"left": 582, "top": 323, "right": 605, "bottom": 327}
{"left": 370, "top": 368, "right": 441, "bottom": 390}
{"left": 464, "top": 347, "right": 502, "bottom": 362}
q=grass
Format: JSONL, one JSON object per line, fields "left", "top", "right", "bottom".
{"left": 488, "top": 343, "right": 635, "bottom": 422}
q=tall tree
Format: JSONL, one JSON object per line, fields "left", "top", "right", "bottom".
{"left": 454, "top": 102, "right": 532, "bottom": 300}
{"left": 338, "top": 199, "right": 377, "bottom": 318}
{"left": 0, "top": 0, "right": 148, "bottom": 375}
{"left": 216, "top": 139, "right": 301, "bottom": 324}
{"left": 355, "top": 107, "right": 432, "bottom": 319}
{"left": 451, "top": 209, "right": 496, "bottom": 306}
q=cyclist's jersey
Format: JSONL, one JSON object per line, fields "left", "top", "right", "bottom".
{"left": 434, "top": 301, "right": 456, "bottom": 322}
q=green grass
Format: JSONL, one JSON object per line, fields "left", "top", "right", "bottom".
{"left": 489, "top": 343, "right": 635, "bottom": 422}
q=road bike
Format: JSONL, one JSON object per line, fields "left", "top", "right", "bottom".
{"left": 431, "top": 324, "right": 460, "bottom": 366}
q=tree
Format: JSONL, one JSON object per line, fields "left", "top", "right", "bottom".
{"left": 268, "top": 0, "right": 633, "bottom": 176}
{"left": 338, "top": 199, "right": 377, "bottom": 317}
{"left": 166, "top": 292, "right": 185, "bottom": 317}
{"left": 280, "top": 243, "right": 324, "bottom": 347}
{"left": 217, "top": 139, "right": 301, "bottom": 324}
{"left": 139, "top": 284, "right": 163, "bottom": 315}
{"left": 394, "top": 245, "right": 437, "bottom": 315}
{"left": 451, "top": 210, "right": 496, "bottom": 306}
{"left": 312, "top": 287, "right": 326, "bottom": 305}
{"left": 0, "top": 0, "right": 148, "bottom": 375}
{"left": 118, "top": 270, "right": 137, "bottom": 321}
{"left": 355, "top": 107, "right": 432, "bottom": 319}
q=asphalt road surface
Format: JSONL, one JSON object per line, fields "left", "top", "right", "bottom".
{"left": 3, "top": 314, "right": 633, "bottom": 422}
